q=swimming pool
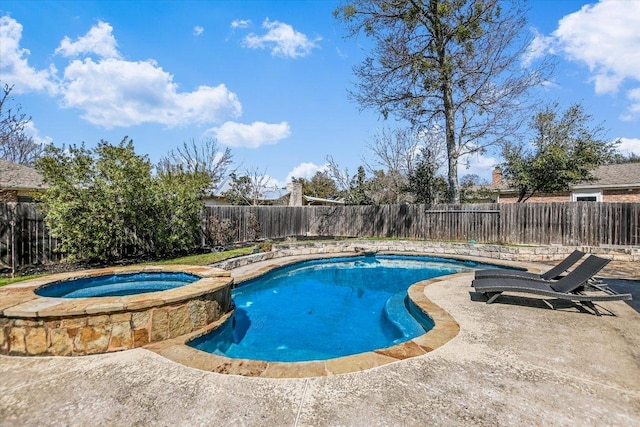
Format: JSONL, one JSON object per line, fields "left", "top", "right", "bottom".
{"left": 35, "top": 272, "right": 200, "bottom": 298}
{"left": 190, "top": 255, "right": 486, "bottom": 362}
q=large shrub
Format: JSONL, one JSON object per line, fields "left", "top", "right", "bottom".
{"left": 36, "top": 138, "right": 209, "bottom": 262}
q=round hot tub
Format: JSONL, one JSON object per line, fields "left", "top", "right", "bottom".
{"left": 0, "top": 266, "right": 233, "bottom": 356}
{"left": 35, "top": 272, "right": 200, "bottom": 298}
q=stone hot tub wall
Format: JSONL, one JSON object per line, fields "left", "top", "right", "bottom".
{"left": 0, "top": 265, "right": 233, "bottom": 356}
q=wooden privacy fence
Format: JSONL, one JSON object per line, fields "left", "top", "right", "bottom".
{"left": 2, "top": 202, "right": 639, "bottom": 271}
{"left": 0, "top": 203, "right": 61, "bottom": 272}
{"left": 205, "top": 202, "right": 640, "bottom": 247}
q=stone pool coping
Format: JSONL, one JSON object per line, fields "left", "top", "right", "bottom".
{"left": 0, "top": 265, "right": 230, "bottom": 318}
{"left": 145, "top": 252, "right": 545, "bottom": 378}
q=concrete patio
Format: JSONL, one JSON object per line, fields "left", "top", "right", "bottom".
{"left": 1, "top": 255, "right": 639, "bottom": 426}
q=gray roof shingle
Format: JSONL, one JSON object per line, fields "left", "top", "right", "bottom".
{"left": 584, "top": 162, "right": 640, "bottom": 187}
{"left": 492, "top": 163, "right": 640, "bottom": 192}
{"left": 0, "top": 159, "right": 46, "bottom": 190}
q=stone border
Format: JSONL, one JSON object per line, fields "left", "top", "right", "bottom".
{"left": 214, "top": 240, "right": 639, "bottom": 272}
{"left": 146, "top": 255, "right": 469, "bottom": 378}
{"left": 0, "top": 265, "right": 233, "bottom": 356}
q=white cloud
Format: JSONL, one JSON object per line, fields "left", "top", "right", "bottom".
{"left": 55, "top": 21, "right": 120, "bottom": 58}
{"left": 285, "top": 162, "right": 327, "bottom": 183}
{"left": 210, "top": 121, "right": 291, "bottom": 148}
{"left": 261, "top": 174, "right": 283, "bottom": 191}
{"left": 458, "top": 152, "right": 499, "bottom": 183}
{"left": 0, "top": 15, "right": 56, "bottom": 94}
{"left": 231, "top": 19, "right": 251, "bottom": 29}
{"left": 522, "top": 28, "right": 554, "bottom": 67}
{"left": 526, "top": 1, "right": 640, "bottom": 121}
{"left": 621, "top": 88, "right": 640, "bottom": 121}
{"left": 55, "top": 23, "right": 243, "bottom": 128}
{"left": 23, "top": 121, "right": 53, "bottom": 146}
{"left": 1, "top": 18, "right": 243, "bottom": 129}
{"left": 60, "top": 57, "right": 242, "bottom": 128}
{"left": 244, "top": 19, "right": 320, "bottom": 58}
{"left": 193, "top": 26, "right": 204, "bottom": 36}
{"left": 616, "top": 137, "right": 640, "bottom": 156}
{"left": 553, "top": 0, "right": 640, "bottom": 95}
{"left": 2, "top": 16, "right": 291, "bottom": 133}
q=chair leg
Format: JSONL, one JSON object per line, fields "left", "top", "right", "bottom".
{"left": 581, "top": 301, "right": 602, "bottom": 316}
{"left": 486, "top": 292, "right": 502, "bottom": 304}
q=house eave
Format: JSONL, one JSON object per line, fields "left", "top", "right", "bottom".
{"left": 491, "top": 183, "right": 640, "bottom": 195}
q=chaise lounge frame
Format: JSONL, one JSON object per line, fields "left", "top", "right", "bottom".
{"left": 474, "top": 250, "right": 586, "bottom": 281}
{"left": 472, "top": 255, "right": 632, "bottom": 316}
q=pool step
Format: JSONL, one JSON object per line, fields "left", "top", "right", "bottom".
{"left": 383, "top": 292, "right": 426, "bottom": 340}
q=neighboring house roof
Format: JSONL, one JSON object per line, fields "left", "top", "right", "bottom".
{"left": 204, "top": 192, "right": 345, "bottom": 206}
{"left": 203, "top": 188, "right": 291, "bottom": 206}
{"left": 573, "top": 163, "right": 640, "bottom": 189}
{"left": 303, "top": 195, "right": 345, "bottom": 205}
{"left": 0, "top": 159, "right": 46, "bottom": 191}
{"left": 492, "top": 163, "right": 640, "bottom": 193}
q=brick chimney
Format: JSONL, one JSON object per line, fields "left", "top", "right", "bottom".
{"left": 492, "top": 168, "right": 503, "bottom": 187}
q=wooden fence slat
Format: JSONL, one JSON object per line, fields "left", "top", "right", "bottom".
{"left": 2, "top": 202, "right": 639, "bottom": 270}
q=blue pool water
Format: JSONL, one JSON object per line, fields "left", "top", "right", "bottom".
{"left": 190, "top": 255, "right": 489, "bottom": 362}
{"left": 35, "top": 272, "right": 200, "bottom": 298}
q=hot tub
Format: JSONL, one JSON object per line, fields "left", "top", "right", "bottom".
{"left": 0, "top": 265, "right": 233, "bottom": 356}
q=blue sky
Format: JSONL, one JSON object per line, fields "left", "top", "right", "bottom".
{"left": 1, "top": 0, "right": 639, "bottom": 189}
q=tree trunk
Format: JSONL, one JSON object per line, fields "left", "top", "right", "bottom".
{"left": 442, "top": 64, "right": 459, "bottom": 203}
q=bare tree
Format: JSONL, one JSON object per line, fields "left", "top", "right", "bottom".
{"left": 0, "top": 83, "right": 45, "bottom": 165}
{"left": 365, "top": 126, "right": 448, "bottom": 203}
{"left": 222, "top": 167, "right": 279, "bottom": 206}
{"left": 366, "top": 127, "right": 422, "bottom": 203}
{"left": 325, "top": 155, "right": 353, "bottom": 193}
{"left": 335, "top": 0, "right": 553, "bottom": 202}
{"left": 158, "top": 138, "right": 233, "bottom": 194}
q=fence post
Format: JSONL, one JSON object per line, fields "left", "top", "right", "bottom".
{"left": 10, "top": 203, "right": 17, "bottom": 278}
{"left": 200, "top": 208, "right": 207, "bottom": 248}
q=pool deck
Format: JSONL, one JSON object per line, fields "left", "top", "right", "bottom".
{"left": 1, "top": 254, "right": 639, "bottom": 426}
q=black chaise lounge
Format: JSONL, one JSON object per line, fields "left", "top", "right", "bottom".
{"left": 474, "top": 250, "right": 586, "bottom": 281}
{"left": 472, "top": 255, "right": 632, "bottom": 315}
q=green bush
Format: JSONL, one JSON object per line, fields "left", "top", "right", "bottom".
{"left": 36, "top": 138, "right": 210, "bottom": 262}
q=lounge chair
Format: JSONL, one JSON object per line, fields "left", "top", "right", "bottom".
{"left": 472, "top": 255, "right": 632, "bottom": 315}
{"left": 474, "top": 250, "right": 586, "bottom": 281}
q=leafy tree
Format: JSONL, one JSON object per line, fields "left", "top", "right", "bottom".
{"left": 36, "top": 138, "right": 209, "bottom": 261}
{"left": 501, "top": 103, "right": 616, "bottom": 202}
{"left": 222, "top": 168, "right": 277, "bottom": 205}
{"left": 335, "top": 0, "right": 551, "bottom": 203}
{"left": 153, "top": 166, "right": 210, "bottom": 253}
{"left": 0, "top": 83, "right": 46, "bottom": 165}
{"left": 345, "top": 166, "right": 373, "bottom": 205}
{"left": 608, "top": 151, "right": 640, "bottom": 164}
{"left": 292, "top": 171, "right": 339, "bottom": 199}
{"left": 407, "top": 148, "right": 448, "bottom": 204}
{"left": 324, "top": 158, "right": 375, "bottom": 204}
{"left": 459, "top": 174, "right": 493, "bottom": 203}
{"left": 367, "top": 170, "right": 407, "bottom": 204}
{"left": 223, "top": 173, "right": 253, "bottom": 205}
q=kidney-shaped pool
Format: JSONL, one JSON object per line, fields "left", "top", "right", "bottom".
{"left": 189, "top": 255, "right": 497, "bottom": 362}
